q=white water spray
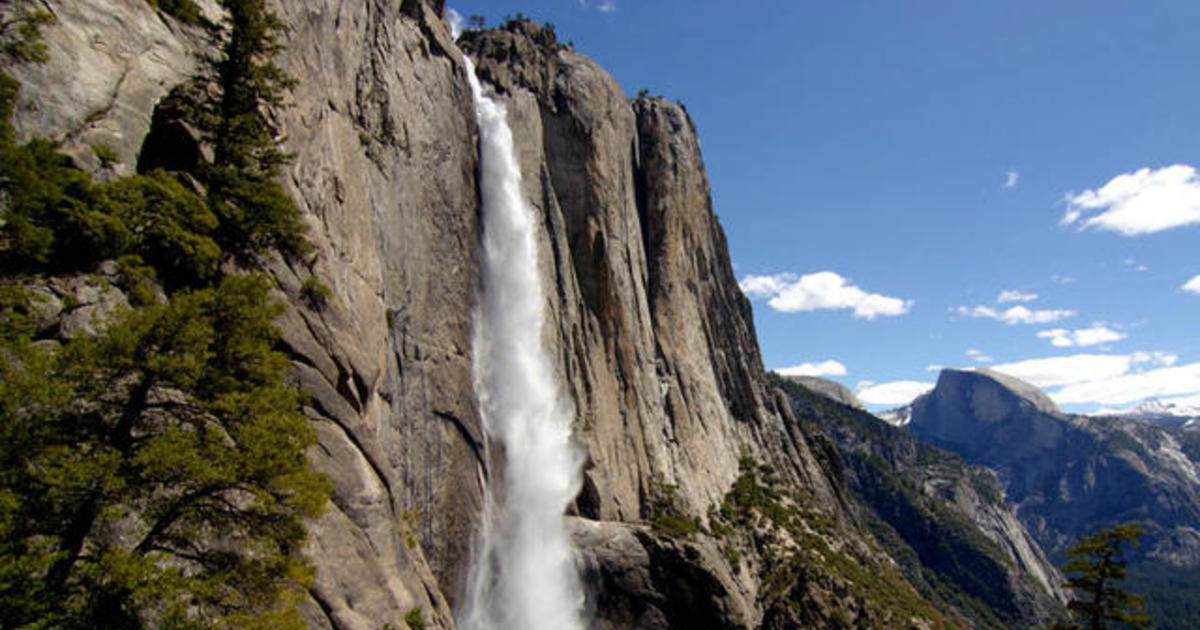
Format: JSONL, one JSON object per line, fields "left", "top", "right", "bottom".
{"left": 458, "top": 58, "right": 586, "bottom": 630}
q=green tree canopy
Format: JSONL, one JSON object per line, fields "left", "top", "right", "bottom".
{"left": 0, "top": 1, "right": 331, "bottom": 626}
{"left": 0, "top": 277, "right": 329, "bottom": 629}
{"left": 1059, "top": 523, "right": 1151, "bottom": 630}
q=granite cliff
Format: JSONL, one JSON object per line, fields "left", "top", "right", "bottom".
{"left": 906, "top": 369, "right": 1200, "bottom": 629}
{"left": 4, "top": 2, "right": 1074, "bottom": 628}
{"left": 777, "top": 376, "right": 1067, "bottom": 629}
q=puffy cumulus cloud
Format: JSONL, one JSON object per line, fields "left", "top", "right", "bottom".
{"left": 1053, "top": 363, "right": 1200, "bottom": 406}
{"left": 1062, "top": 164, "right": 1200, "bottom": 235}
{"left": 857, "top": 381, "right": 934, "bottom": 406}
{"left": 953, "top": 304, "right": 1076, "bottom": 325}
{"left": 966, "top": 348, "right": 994, "bottom": 363}
{"left": 1182, "top": 274, "right": 1200, "bottom": 295}
{"left": 776, "top": 361, "right": 847, "bottom": 378}
{"left": 1036, "top": 325, "right": 1126, "bottom": 348}
{"left": 1004, "top": 171, "right": 1020, "bottom": 189}
{"left": 740, "top": 271, "right": 912, "bottom": 320}
{"left": 739, "top": 273, "right": 795, "bottom": 298}
{"left": 997, "top": 290, "right": 1038, "bottom": 303}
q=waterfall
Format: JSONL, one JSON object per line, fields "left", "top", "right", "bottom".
{"left": 457, "top": 58, "right": 587, "bottom": 630}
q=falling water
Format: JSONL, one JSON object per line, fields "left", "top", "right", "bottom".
{"left": 457, "top": 58, "right": 586, "bottom": 630}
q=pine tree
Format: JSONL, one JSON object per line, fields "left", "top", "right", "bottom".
{"left": 1059, "top": 523, "right": 1151, "bottom": 630}
{"left": 0, "top": 277, "right": 329, "bottom": 628}
{"left": 197, "top": 0, "right": 310, "bottom": 260}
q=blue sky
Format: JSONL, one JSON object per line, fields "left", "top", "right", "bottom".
{"left": 448, "top": 1, "right": 1200, "bottom": 413}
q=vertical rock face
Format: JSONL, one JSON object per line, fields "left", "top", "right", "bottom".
{"left": 459, "top": 22, "right": 843, "bottom": 529}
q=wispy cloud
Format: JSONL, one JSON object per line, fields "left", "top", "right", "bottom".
{"left": 953, "top": 304, "right": 1076, "bottom": 325}
{"left": 1004, "top": 170, "right": 1020, "bottom": 189}
{"left": 997, "top": 289, "right": 1038, "bottom": 303}
{"left": 740, "top": 271, "right": 912, "bottom": 320}
{"left": 1182, "top": 274, "right": 1200, "bottom": 294}
{"left": 857, "top": 380, "right": 935, "bottom": 406}
{"left": 1062, "top": 164, "right": 1200, "bottom": 235}
{"left": 966, "top": 348, "right": 994, "bottom": 363}
{"left": 597, "top": 0, "right": 616, "bottom": 12}
{"left": 926, "top": 364, "right": 945, "bottom": 372}
{"left": 1051, "top": 274, "right": 1077, "bottom": 285}
{"left": 1123, "top": 258, "right": 1149, "bottom": 272}
{"left": 1036, "top": 324, "right": 1126, "bottom": 348}
{"left": 776, "top": 360, "right": 847, "bottom": 378}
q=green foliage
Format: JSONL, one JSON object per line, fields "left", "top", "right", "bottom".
{"left": 1061, "top": 523, "right": 1151, "bottom": 630}
{"left": 91, "top": 143, "right": 119, "bottom": 169}
{"left": 712, "top": 454, "right": 953, "bottom": 629}
{"left": 300, "top": 276, "right": 332, "bottom": 310}
{"left": 0, "top": 119, "right": 220, "bottom": 283}
{"left": 0, "top": 276, "right": 330, "bottom": 628}
{"left": 0, "top": 2, "right": 331, "bottom": 624}
{"left": 404, "top": 606, "right": 426, "bottom": 630}
{"left": 102, "top": 172, "right": 222, "bottom": 285}
{"left": 0, "top": 2, "right": 54, "bottom": 64}
{"left": 184, "top": 0, "right": 309, "bottom": 261}
{"left": 646, "top": 480, "right": 701, "bottom": 538}
{"left": 1124, "top": 563, "right": 1200, "bottom": 630}
{"left": 146, "top": 0, "right": 207, "bottom": 26}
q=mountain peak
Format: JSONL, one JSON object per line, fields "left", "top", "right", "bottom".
{"left": 779, "top": 374, "right": 865, "bottom": 410}
{"left": 947, "top": 367, "right": 1062, "bottom": 417}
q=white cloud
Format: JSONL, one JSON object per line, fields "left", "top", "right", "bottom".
{"left": 1182, "top": 274, "right": 1200, "bottom": 294}
{"left": 983, "top": 351, "right": 1195, "bottom": 407}
{"left": 953, "top": 304, "right": 1076, "bottom": 325}
{"left": 1036, "top": 325, "right": 1126, "bottom": 348}
{"left": 1123, "top": 258, "right": 1149, "bottom": 272}
{"left": 926, "top": 364, "right": 945, "bottom": 372}
{"left": 1051, "top": 274, "right": 1077, "bottom": 285}
{"left": 997, "top": 289, "right": 1038, "bottom": 303}
{"left": 1062, "top": 164, "right": 1200, "bottom": 235}
{"left": 857, "top": 381, "right": 934, "bottom": 406}
{"left": 597, "top": 0, "right": 616, "bottom": 12}
{"left": 966, "top": 348, "right": 994, "bottom": 363}
{"left": 1053, "top": 363, "right": 1200, "bottom": 405}
{"left": 988, "top": 352, "right": 1176, "bottom": 390}
{"left": 776, "top": 361, "right": 848, "bottom": 378}
{"left": 740, "top": 273, "right": 795, "bottom": 298}
{"left": 740, "top": 271, "right": 912, "bottom": 320}
{"left": 1131, "top": 351, "right": 1178, "bottom": 367}
{"left": 1004, "top": 170, "right": 1020, "bottom": 189}
{"left": 989, "top": 354, "right": 1136, "bottom": 388}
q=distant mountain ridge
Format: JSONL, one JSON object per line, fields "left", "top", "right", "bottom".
{"left": 1092, "top": 397, "right": 1200, "bottom": 428}
{"left": 776, "top": 374, "right": 864, "bottom": 409}
{"left": 904, "top": 368, "right": 1200, "bottom": 630}
{"left": 775, "top": 375, "right": 1068, "bottom": 628}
